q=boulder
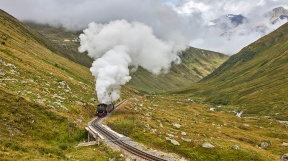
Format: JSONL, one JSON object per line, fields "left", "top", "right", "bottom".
{"left": 281, "top": 142, "right": 288, "bottom": 147}
{"left": 167, "top": 133, "right": 174, "bottom": 138}
{"left": 202, "top": 142, "right": 215, "bottom": 149}
{"left": 181, "top": 131, "right": 187, "bottom": 136}
{"left": 59, "top": 81, "right": 71, "bottom": 91}
{"left": 232, "top": 145, "right": 239, "bottom": 150}
{"left": 181, "top": 137, "right": 192, "bottom": 142}
{"left": 172, "top": 123, "right": 181, "bottom": 128}
{"left": 280, "top": 153, "right": 288, "bottom": 161}
{"left": 170, "top": 139, "right": 180, "bottom": 146}
{"left": 260, "top": 142, "right": 270, "bottom": 149}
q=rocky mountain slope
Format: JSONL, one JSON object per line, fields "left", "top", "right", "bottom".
{"left": 267, "top": 6, "right": 288, "bottom": 24}
{"left": 211, "top": 6, "right": 288, "bottom": 38}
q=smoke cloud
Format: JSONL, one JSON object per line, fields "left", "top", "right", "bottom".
{"left": 79, "top": 20, "right": 186, "bottom": 103}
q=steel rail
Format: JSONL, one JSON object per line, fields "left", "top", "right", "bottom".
{"left": 91, "top": 100, "right": 167, "bottom": 161}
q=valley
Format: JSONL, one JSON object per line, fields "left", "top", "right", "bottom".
{"left": 0, "top": 8, "right": 288, "bottom": 161}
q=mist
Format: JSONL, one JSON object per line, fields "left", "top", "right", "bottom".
{"left": 2, "top": 0, "right": 288, "bottom": 55}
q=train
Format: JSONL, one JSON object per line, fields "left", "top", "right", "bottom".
{"left": 96, "top": 103, "right": 115, "bottom": 117}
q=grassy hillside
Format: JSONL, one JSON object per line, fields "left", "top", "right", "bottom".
{"left": 23, "top": 21, "right": 93, "bottom": 67}
{"left": 105, "top": 95, "right": 287, "bottom": 161}
{"left": 175, "top": 22, "right": 288, "bottom": 119}
{"left": 0, "top": 9, "right": 123, "bottom": 160}
{"left": 128, "top": 47, "right": 228, "bottom": 92}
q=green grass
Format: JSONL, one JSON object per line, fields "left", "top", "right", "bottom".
{"left": 172, "top": 23, "right": 288, "bottom": 119}
{"left": 0, "top": 9, "right": 123, "bottom": 160}
{"left": 128, "top": 47, "right": 228, "bottom": 92}
{"left": 105, "top": 95, "right": 287, "bottom": 161}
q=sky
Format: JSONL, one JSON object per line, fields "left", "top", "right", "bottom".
{"left": 1, "top": 0, "right": 288, "bottom": 55}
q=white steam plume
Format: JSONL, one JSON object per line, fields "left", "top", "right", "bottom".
{"left": 79, "top": 20, "right": 187, "bottom": 103}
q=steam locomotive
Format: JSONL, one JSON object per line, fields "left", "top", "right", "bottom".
{"left": 96, "top": 103, "right": 115, "bottom": 117}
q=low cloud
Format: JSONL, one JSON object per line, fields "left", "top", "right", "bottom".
{"left": 1, "top": 0, "right": 288, "bottom": 54}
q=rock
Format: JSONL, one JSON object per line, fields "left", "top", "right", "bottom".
{"left": 170, "top": 139, "right": 180, "bottom": 146}
{"left": 52, "top": 94, "right": 66, "bottom": 100}
{"left": 260, "top": 142, "right": 270, "bottom": 149}
{"left": 159, "top": 123, "right": 163, "bottom": 128}
{"left": 151, "top": 129, "right": 157, "bottom": 133}
{"left": 181, "top": 137, "right": 192, "bottom": 142}
{"left": 280, "top": 153, "right": 288, "bottom": 161}
{"left": 281, "top": 142, "right": 288, "bottom": 147}
{"left": 0, "top": 57, "right": 3, "bottom": 63}
{"left": 236, "top": 111, "right": 243, "bottom": 118}
{"left": 6, "top": 63, "right": 16, "bottom": 69}
{"left": 181, "top": 131, "right": 187, "bottom": 136}
{"left": 202, "top": 142, "right": 215, "bottom": 149}
{"left": 0, "top": 68, "right": 5, "bottom": 76}
{"left": 167, "top": 133, "right": 174, "bottom": 138}
{"left": 58, "top": 81, "right": 71, "bottom": 91}
{"left": 243, "top": 123, "right": 249, "bottom": 127}
{"left": 232, "top": 145, "right": 239, "bottom": 150}
{"left": 172, "top": 123, "right": 181, "bottom": 128}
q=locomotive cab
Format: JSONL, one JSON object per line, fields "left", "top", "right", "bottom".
{"left": 96, "top": 103, "right": 108, "bottom": 117}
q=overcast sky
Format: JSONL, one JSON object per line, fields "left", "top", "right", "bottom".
{"left": 1, "top": 0, "right": 288, "bottom": 55}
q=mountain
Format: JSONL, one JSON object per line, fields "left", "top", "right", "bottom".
{"left": 211, "top": 7, "right": 288, "bottom": 38}
{"left": 211, "top": 14, "right": 247, "bottom": 29}
{"left": 128, "top": 47, "right": 228, "bottom": 93}
{"left": 176, "top": 22, "right": 288, "bottom": 119}
{"left": 25, "top": 22, "right": 228, "bottom": 93}
{"left": 266, "top": 6, "right": 288, "bottom": 24}
{"left": 23, "top": 21, "right": 93, "bottom": 67}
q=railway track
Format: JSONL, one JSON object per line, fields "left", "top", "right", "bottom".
{"left": 89, "top": 100, "right": 167, "bottom": 161}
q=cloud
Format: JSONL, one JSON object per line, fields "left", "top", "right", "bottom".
{"left": 172, "top": 0, "right": 288, "bottom": 54}
{"left": 1, "top": 0, "right": 288, "bottom": 54}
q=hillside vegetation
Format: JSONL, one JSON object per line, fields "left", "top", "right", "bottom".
{"left": 0, "top": 9, "right": 122, "bottom": 160}
{"left": 175, "top": 22, "right": 288, "bottom": 119}
{"left": 24, "top": 21, "right": 93, "bottom": 67}
{"left": 128, "top": 47, "right": 228, "bottom": 92}
{"left": 106, "top": 95, "right": 288, "bottom": 161}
